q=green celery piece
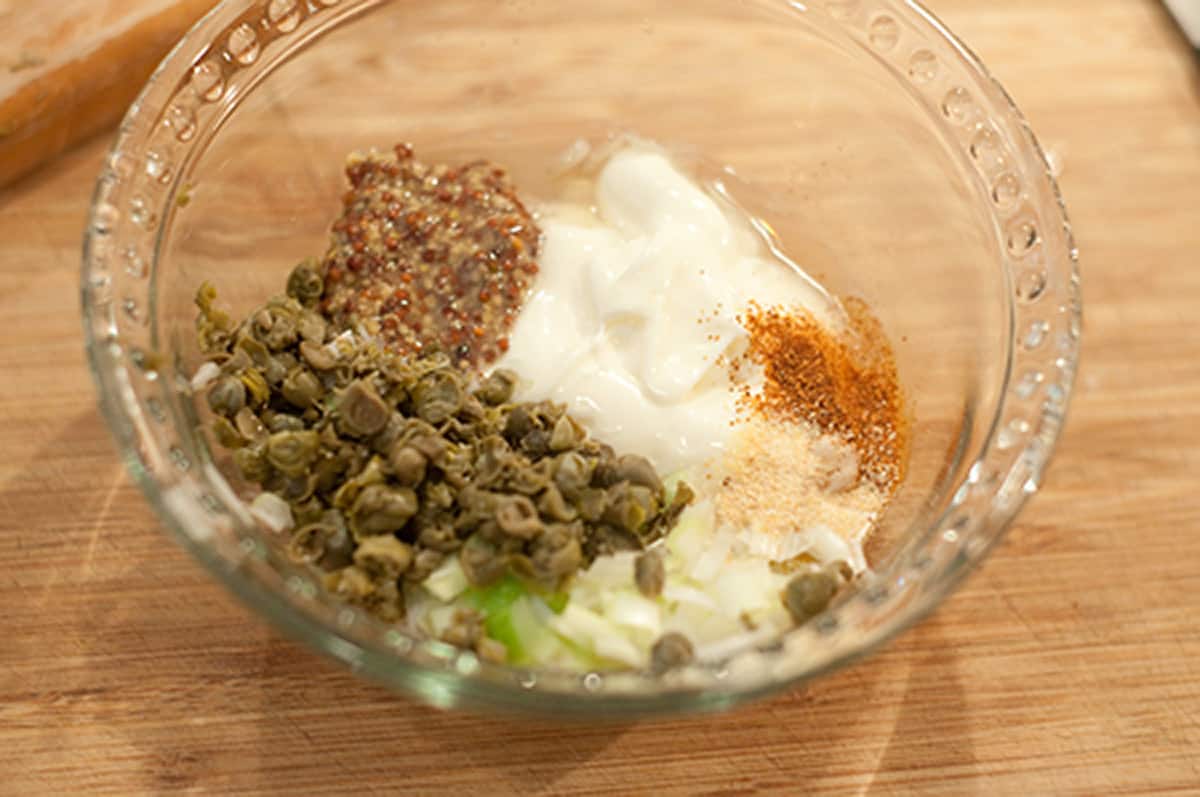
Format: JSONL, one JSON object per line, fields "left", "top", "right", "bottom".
{"left": 463, "top": 573, "right": 573, "bottom": 663}
{"left": 542, "top": 591, "right": 569, "bottom": 614}
{"left": 465, "top": 573, "right": 525, "bottom": 617}
{"left": 464, "top": 574, "right": 528, "bottom": 661}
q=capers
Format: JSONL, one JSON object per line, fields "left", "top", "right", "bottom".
{"left": 475, "top": 636, "right": 508, "bottom": 665}
{"left": 495, "top": 494, "right": 542, "bottom": 539}
{"left": 266, "top": 430, "right": 320, "bottom": 477}
{"left": 549, "top": 414, "right": 585, "bottom": 452}
{"left": 234, "top": 444, "right": 271, "bottom": 482}
{"left": 263, "top": 313, "right": 299, "bottom": 352}
{"left": 537, "top": 484, "right": 577, "bottom": 523}
{"left": 388, "top": 444, "right": 427, "bottom": 487}
{"left": 406, "top": 431, "right": 447, "bottom": 463}
{"left": 330, "top": 565, "right": 405, "bottom": 621}
{"left": 212, "top": 416, "right": 245, "bottom": 449}
{"left": 239, "top": 368, "right": 271, "bottom": 408}
{"left": 503, "top": 405, "right": 533, "bottom": 441}
{"left": 531, "top": 523, "right": 583, "bottom": 584}
{"left": 206, "top": 376, "right": 246, "bottom": 416}
{"left": 297, "top": 310, "right": 327, "bottom": 344}
{"left": 195, "top": 281, "right": 233, "bottom": 353}
{"left": 349, "top": 484, "right": 418, "bottom": 537}
{"left": 615, "top": 453, "right": 662, "bottom": 492}
{"left": 553, "top": 451, "right": 593, "bottom": 498}
{"left": 282, "top": 367, "right": 322, "bottom": 409}
{"left": 575, "top": 487, "right": 607, "bottom": 522}
{"left": 412, "top": 369, "right": 464, "bottom": 424}
{"left": 460, "top": 533, "right": 507, "bottom": 586}
{"left": 782, "top": 568, "right": 841, "bottom": 625}
{"left": 299, "top": 340, "right": 337, "bottom": 371}
{"left": 353, "top": 535, "right": 414, "bottom": 578}
{"left": 634, "top": 548, "right": 665, "bottom": 598}
{"left": 603, "top": 483, "right": 657, "bottom": 534}
{"left": 264, "top": 411, "right": 306, "bottom": 433}
{"left": 289, "top": 520, "right": 353, "bottom": 571}
{"left": 234, "top": 406, "right": 267, "bottom": 442}
{"left": 475, "top": 368, "right": 516, "bottom": 406}
{"left": 407, "top": 548, "right": 445, "bottom": 582}
{"left": 520, "top": 428, "right": 551, "bottom": 458}
{"left": 286, "top": 258, "right": 325, "bottom": 306}
{"left": 338, "top": 379, "right": 390, "bottom": 437}
{"left": 236, "top": 333, "right": 271, "bottom": 368}
{"left": 440, "top": 608, "right": 484, "bottom": 649}
{"left": 650, "top": 632, "right": 694, "bottom": 673}
{"left": 196, "top": 281, "right": 687, "bottom": 638}
{"left": 417, "top": 523, "right": 461, "bottom": 553}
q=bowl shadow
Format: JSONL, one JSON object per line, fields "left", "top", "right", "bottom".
{"left": 3, "top": 408, "right": 976, "bottom": 794}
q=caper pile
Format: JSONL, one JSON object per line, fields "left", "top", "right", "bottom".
{"left": 195, "top": 269, "right": 691, "bottom": 625}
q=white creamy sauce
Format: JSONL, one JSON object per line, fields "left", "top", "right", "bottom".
{"left": 497, "top": 146, "right": 830, "bottom": 474}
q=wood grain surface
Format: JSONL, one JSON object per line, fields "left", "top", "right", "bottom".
{"left": 2, "top": 0, "right": 1199, "bottom": 794}
{"left": 0, "top": 0, "right": 218, "bottom": 187}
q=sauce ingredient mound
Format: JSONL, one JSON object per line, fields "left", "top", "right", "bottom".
{"left": 735, "top": 299, "right": 908, "bottom": 490}
{"left": 318, "top": 144, "right": 540, "bottom": 369}
{"left": 195, "top": 276, "right": 689, "bottom": 663}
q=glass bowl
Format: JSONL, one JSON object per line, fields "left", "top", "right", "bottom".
{"left": 81, "top": 0, "right": 1080, "bottom": 717}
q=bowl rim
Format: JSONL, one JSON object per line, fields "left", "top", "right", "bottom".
{"left": 81, "top": 0, "right": 1081, "bottom": 716}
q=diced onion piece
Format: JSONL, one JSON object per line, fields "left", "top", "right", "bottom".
{"left": 580, "top": 551, "right": 638, "bottom": 588}
{"left": 550, "top": 603, "right": 614, "bottom": 643}
{"left": 549, "top": 603, "right": 642, "bottom": 667}
{"left": 666, "top": 500, "right": 715, "bottom": 568}
{"left": 190, "top": 361, "right": 220, "bottom": 391}
{"left": 602, "top": 591, "right": 662, "bottom": 640}
{"left": 804, "top": 524, "right": 853, "bottom": 567}
{"left": 738, "top": 529, "right": 814, "bottom": 561}
{"left": 326, "top": 330, "right": 358, "bottom": 359}
{"left": 594, "top": 632, "right": 644, "bottom": 668}
{"left": 422, "top": 557, "right": 469, "bottom": 602}
{"left": 662, "top": 466, "right": 698, "bottom": 505}
{"left": 662, "top": 603, "right": 742, "bottom": 644}
{"left": 249, "top": 492, "right": 293, "bottom": 534}
{"left": 424, "top": 604, "right": 459, "bottom": 637}
{"left": 690, "top": 527, "right": 733, "bottom": 583}
{"left": 711, "top": 559, "right": 779, "bottom": 616}
{"left": 528, "top": 595, "right": 558, "bottom": 625}
{"left": 662, "top": 582, "right": 718, "bottom": 611}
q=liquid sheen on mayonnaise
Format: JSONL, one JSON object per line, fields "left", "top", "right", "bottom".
{"left": 496, "top": 145, "right": 829, "bottom": 475}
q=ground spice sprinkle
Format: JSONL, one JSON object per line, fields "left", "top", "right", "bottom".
{"left": 735, "top": 298, "right": 908, "bottom": 490}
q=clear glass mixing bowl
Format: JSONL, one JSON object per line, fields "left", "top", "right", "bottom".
{"left": 81, "top": 0, "right": 1080, "bottom": 716}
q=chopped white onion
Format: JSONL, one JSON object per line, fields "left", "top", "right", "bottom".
{"left": 662, "top": 582, "right": 718, "bottom": 611}
{"left": 424, "top": 604, "right": 459, "bottom": 637}
{"left": 805, "top": 524, "right": 853, "bottom": 566}
{"left": 422, "top": 557, "right": 469, "bottom": 602}
{"left": 690, "top": 528, "right": 732, "bottom": 583}
{"left": 602, "top": 591, "right": 662, "bottom": 638}
{"left": 594, "top": 633, "right": 644, "bottom": 668}
{"left": 549, "top": 603, "right": 643, "bottom": 667}
{"left": 190, "top": 361, "right": 220, "bottom": 391}
{"left": 666, "top": 500, "right": 715, "bottom": 566}
{"left": 712, "top": 559, "right": 779, "bottom": 615}
{"left": 580, "top": 550, "right": 637, "bottom": 587}
{"left": 249, "top": 492, "right": 293, "bottom": 534}
{"left": 551, "top": 603, "right": 615, "bottom": 643}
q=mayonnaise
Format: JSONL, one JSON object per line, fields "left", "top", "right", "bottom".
{"left": 497, "top": 144, "right": 830, "bottom": 474}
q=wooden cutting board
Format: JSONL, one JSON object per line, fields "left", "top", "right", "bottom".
{"left": 1, "top": 0, "right": 1198, "bottom": 793}
{"left": 0, "top": 0, "right": 217, "bottom": 187}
